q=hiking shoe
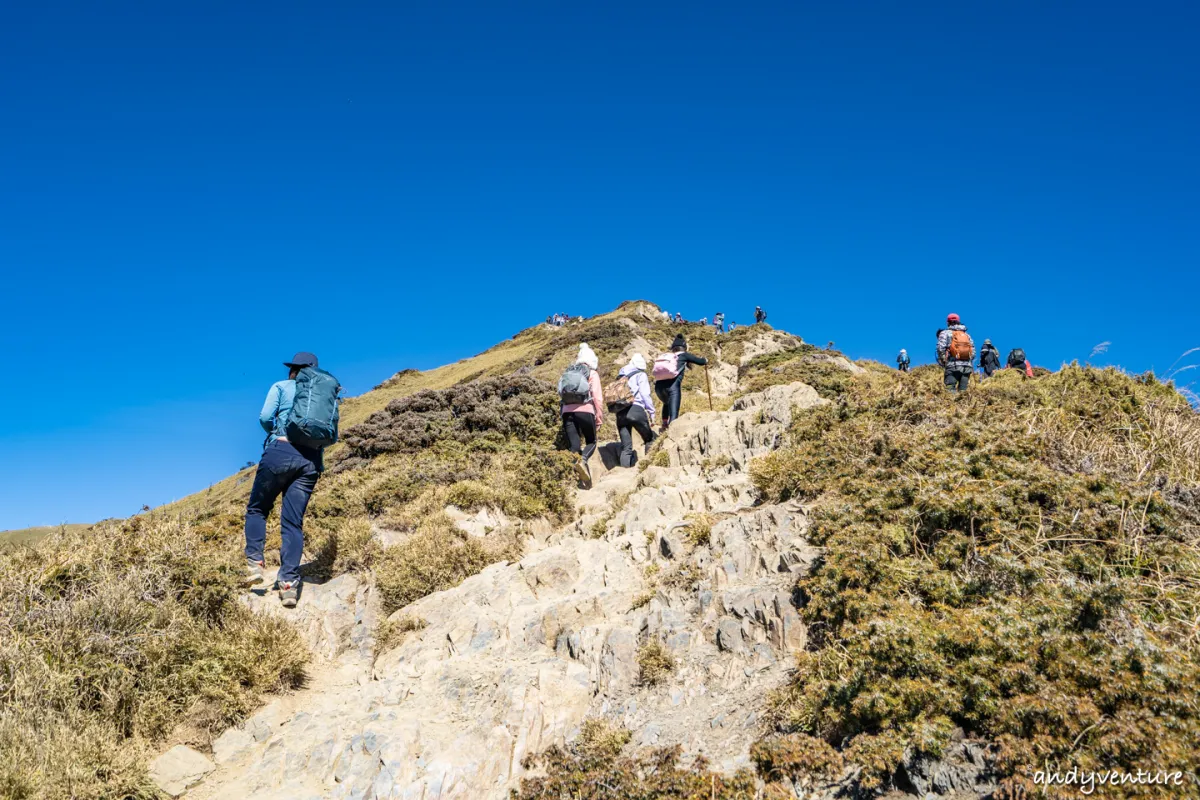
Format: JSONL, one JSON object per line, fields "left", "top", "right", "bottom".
{"left": 573, "top": 454, "right": 591, "bottom": 485}
{"left": 241, "top": 558, "right": 264, "bottom": 587}
{"left": 279, "top": 581, "right": 300, "bottom": 608}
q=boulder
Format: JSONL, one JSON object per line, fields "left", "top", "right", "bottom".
{"left": 148, "top": 745, "right": 215, "bottom": 797}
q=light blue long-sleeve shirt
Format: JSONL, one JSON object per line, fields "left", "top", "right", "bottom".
{"left": 259, "top": 379, "right": 296, "bottom": 445}
{"left": 618, "top": 364, "right": 655, "bottom": 422}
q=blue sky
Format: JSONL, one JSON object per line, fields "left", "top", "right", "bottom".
{"left": 2, "top": 1, "right": 1197, "bottom": 529}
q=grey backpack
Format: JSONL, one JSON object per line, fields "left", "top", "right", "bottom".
{"left": 557, "top": 363, "right": 592, "bottom": 405}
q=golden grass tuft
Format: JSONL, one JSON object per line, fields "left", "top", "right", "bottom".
{"left": 373, "top": 615, "right": 426, "bottom": 657}
{"left": 682, "top": 513, "right": 712, "bottom": 547}
{"left": 636, "top": 639, "right": 676, "bottom": 686}
{"left": 373, "top": 513, "right": 523, "bottom": 614}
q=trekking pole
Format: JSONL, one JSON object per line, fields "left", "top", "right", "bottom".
{"left": 704, "top": 365, "right": 713, "bottom": 411}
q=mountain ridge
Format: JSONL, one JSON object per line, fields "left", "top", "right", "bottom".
{"left": 2, "top": 302, "right": 1197, "bottom": 799}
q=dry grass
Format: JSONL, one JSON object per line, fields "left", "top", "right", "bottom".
{"left": 751, "top": 363, "right": 1200, "bottom": 796}
{"left": 574, "top": 718, "right": 632, "bottom": 761}
{"left": 0, "top": 518, "right": 306, "bottom": 798}
{"left": 638, "top": 449, "right": 671, "bottom": 472}
{"left": 630, "top": 591, "right": 655, "bottom": 610}
{"left": 373, "top": 615, "right": 426, "bottom": 657}
{"left": 682, "top": 513, "right": 713, "bottom": 547}
{"left": 636, "top": 639, "right": 676, "bottom": 686}
{"left": 514, "top": 719, "right": 758, "bottom": 799}
{"left": 373, "top": 511, "right": 523, "bottom": 614}
{"left": 0, "top": 523, "right": 92, "bottom": 552}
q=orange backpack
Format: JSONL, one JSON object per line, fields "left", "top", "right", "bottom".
{"left": 948, "top": 329, "right": 974, "bottom": 361}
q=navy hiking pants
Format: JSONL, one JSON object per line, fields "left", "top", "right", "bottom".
{"left": 245, "top": 440, "right": 319, "bottom": 584}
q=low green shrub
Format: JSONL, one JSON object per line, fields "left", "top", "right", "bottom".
{"left": 751, "top": 364, "right": 1200, "bottom": 796}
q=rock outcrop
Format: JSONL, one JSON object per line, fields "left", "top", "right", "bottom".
{"left": 188, "top": 381, "right": 827, "bottom": 800}
{"left": 150, "top": 746, "right": 216, "bottom": 798}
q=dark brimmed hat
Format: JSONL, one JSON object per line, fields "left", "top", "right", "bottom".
{"left": 284, "top": 352, "right": 318, "bottom": 369}
{"left": 671, "top": 334, "right": 686, "bottom": 350}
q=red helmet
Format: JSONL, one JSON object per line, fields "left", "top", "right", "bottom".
{"left": 947, "top": 313, "right": 961, "bottom": 324}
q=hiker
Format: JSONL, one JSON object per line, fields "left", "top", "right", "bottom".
{"left": 712, "top": 312, "right": 725, "bottom": 333}
{"left": 936, "top": 313, "right": 975, "bottom": 392}
{"left": 559, "top": 343, "right": 604, "bottom": 484}
{"left": 754, "top": 306, "right": 767, "bottom": 324}
{"left": 728, "top": 322, "right": 738, "bottom": 332}
{"left": 652, "top": 334, "right": 708, "bottom": 431}
{"left": 608, "top": 353, "right": 657, "bottom": 467}
{"left": 1007, "top": 347, "right": 1034, "bottom": 378}
{"left": 674, "top": 312, "right": 684, "bottom": 324}
{"left": 699, "top": 316, "right": 708, "bottom": 327}
{"left": 896, "top": 349, "right": 910, "bottom": 372}
{"left": 244, "top": 352, "right": 341, "bottom": 608}
{"left": 979, "top": 339, "right": 1002, "bottom": 377}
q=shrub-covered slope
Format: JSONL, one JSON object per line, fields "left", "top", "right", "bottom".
{"left": 749, "top": 363, "right": 1200, "bottom": 796}
{"left": 509, "top": 360, "right": 1199, "bottom": 799}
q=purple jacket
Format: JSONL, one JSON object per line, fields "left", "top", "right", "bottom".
{"left": 618, "top": 364, "right": 655, "bottom": 422}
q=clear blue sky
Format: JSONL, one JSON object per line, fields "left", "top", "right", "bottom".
{"left": 2, "top": 1, "right": 1197, "bottom": 529}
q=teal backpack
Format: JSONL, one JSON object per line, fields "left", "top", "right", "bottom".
{"left": 286, "top": 367, "right": 341, "bottom": 448}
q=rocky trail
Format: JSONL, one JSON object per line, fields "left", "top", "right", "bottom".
{"left": 157, "top": 359, "right": 835, "bottom": 799}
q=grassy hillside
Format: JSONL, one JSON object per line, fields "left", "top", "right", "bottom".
{"left": 167, "top": 300, "right": 774, "bottom": 518}
{"left": 0, "top": 523, "right": 91, "bottom": 551}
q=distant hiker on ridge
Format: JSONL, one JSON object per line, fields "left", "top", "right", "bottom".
{"left": 979, "top": 339, "right": 1001, "bottom": 377}
{"left": 606, "top": 353, "right": 657, "bottom": 467}
{"left": 674, "top": 312, "right": 685, "bottom": 324}
{"left": 896, "top": 349, "right": 910, "bottom": 372}
{"left": 754, "top": 306, "right": 767, "bottom": 324}
{"left": 652, "top": 334, "right": 708, "bottom": 431}
{"left": 243, "top": 352, "right": 341, "bottom": 608}
{"left": 1007, "top": 347, "right": 1034, "bottom": 378}
{"left": 712, "top": 312, "right": 725, "bottom": 333}
{"left": 558, "top": 343, "right": 604, "bottom": 485}
{"left": 936, "top": 313, "right": 975, "bottom": 393}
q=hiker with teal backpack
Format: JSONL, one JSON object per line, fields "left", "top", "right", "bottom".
{"left": 559, "top": 343, "right": 604, "bottom": 484}
{"left": 652, "top": 334, "right": 707, "bottom": 431}
{"left": 607, "top": 353, "right": 657, "bottom": 468}
{"left": 243, "top": 352, "right": 341, "bottom": 608}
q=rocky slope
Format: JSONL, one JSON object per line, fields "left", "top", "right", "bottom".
{"left": 178, "top": 377, "right": 827, "bottom": 800}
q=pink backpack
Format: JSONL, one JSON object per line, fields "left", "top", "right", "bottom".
{"left": 652, "top": 352, "right": 681, "bottom": 380}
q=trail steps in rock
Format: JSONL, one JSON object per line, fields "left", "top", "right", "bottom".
{"left": 187, "top": 380, "right": 827, "bottom": 800}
